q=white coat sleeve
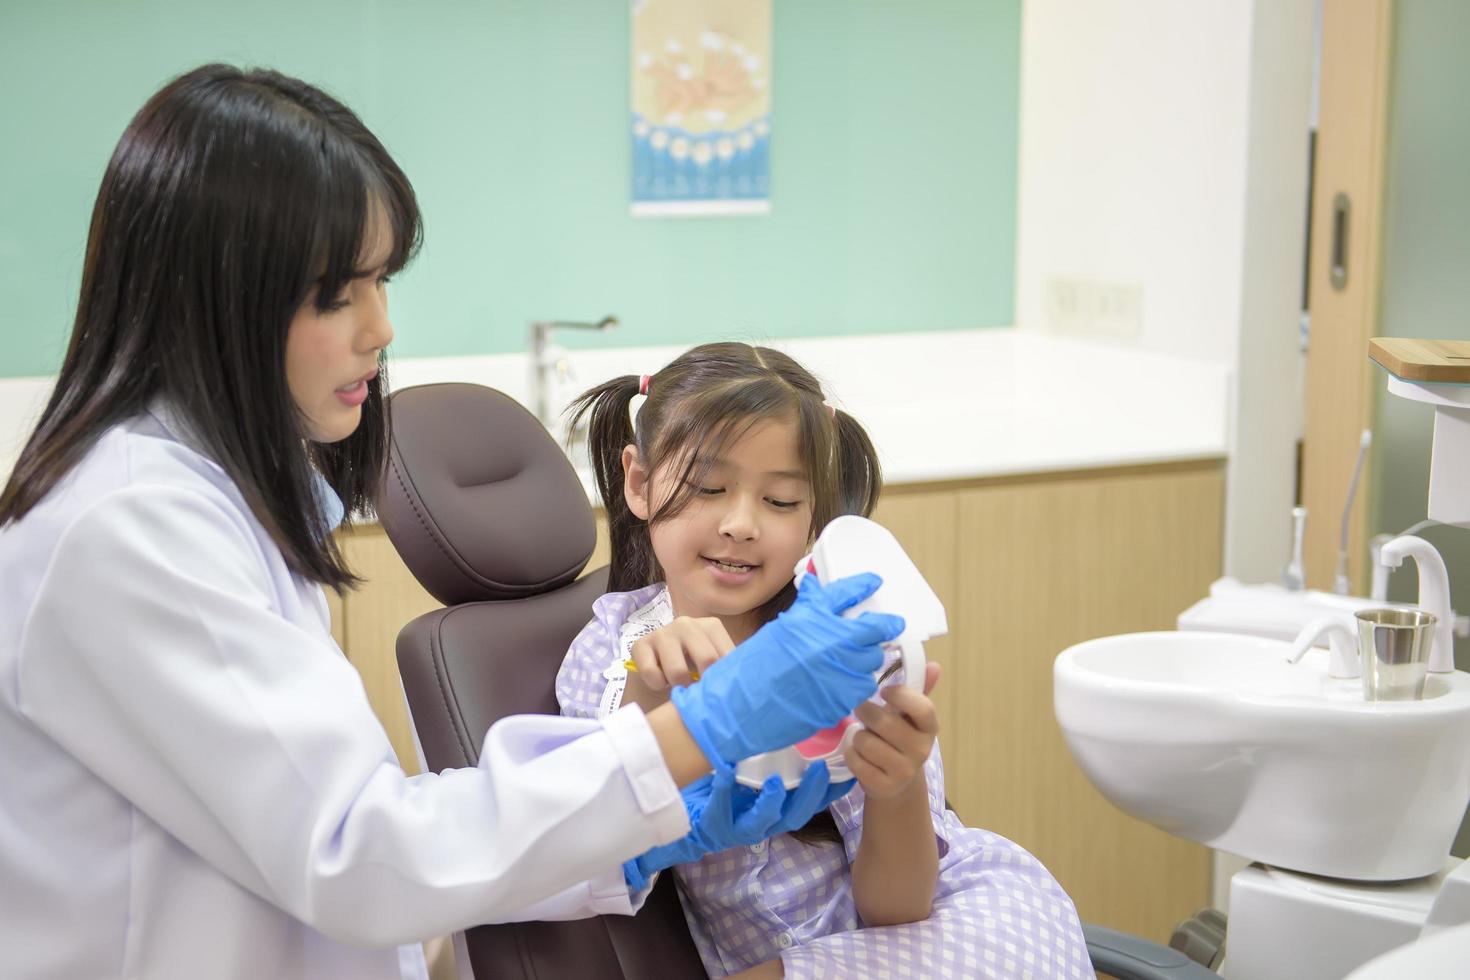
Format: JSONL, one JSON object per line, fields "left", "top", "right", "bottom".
{"left": 15, "top": 485, "right": 690, "bottom": 946}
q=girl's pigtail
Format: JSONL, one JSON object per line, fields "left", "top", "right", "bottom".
{"left": 833, "top": 408, "right": 883, "bottom": 518}
{"left": 567, "top": 376, "right": 652, "bottom": 592}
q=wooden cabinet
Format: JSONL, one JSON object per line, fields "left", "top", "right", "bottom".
{"left": 332, "top": 457, "right": 1224, "bottom": 944}
{"left": 332, "top": 527, "right": 440, "bottom": 776}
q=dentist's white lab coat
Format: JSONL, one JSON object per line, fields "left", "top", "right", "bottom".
{"left": 0, "top": 407, "right": 690, "bottom": 979}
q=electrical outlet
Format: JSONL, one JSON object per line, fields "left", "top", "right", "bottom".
{"left": 1043, "top": 277, "right": 1143, "bottom": 338}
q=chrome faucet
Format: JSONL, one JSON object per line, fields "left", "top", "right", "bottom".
{"left": 529, "top": 316, "right": 618, "bottom": 430}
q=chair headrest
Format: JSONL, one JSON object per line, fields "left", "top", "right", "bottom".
{"left": 379, "top": 383, "right": 596, "bottom": 605}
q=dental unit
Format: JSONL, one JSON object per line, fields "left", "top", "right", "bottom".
{"left": 1054, "top": 338, "right": 1470, "bottom": 978}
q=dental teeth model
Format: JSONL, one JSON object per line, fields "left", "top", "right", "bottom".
{"left": 734, "top": 516, "right": 949, "bottom": 789}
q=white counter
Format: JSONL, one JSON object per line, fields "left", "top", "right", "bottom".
{"left": 788, "top": 329, "right": 1231, "bottom": 483}
{"left": 0, "top": 328, "right": 1231, "bottom": 490}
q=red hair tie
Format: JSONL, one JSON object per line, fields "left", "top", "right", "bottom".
{"left": 639, "top": 375, "right": 652, "bottom": 396}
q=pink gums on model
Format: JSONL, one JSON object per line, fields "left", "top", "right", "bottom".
{"left": 795, "top": 716, "right": 854, "bottom": 759}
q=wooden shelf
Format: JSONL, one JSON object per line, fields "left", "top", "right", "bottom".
{"left": 1369, "top": 338, "right": 1470, "bottom": 384}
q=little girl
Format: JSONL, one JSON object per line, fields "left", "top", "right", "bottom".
{"left": 556, "top": 343, "right": 1091, "bottom": 979}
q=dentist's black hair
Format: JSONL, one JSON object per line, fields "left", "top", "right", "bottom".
{"left": 0, "top": 64, "right": 422, "bottom": 592}
{"left": 570, "top": 342, "right": 884, "bottom": 846}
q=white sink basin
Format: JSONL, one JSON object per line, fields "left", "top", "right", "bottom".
{"left": 1054, "top": 631, "right": 1470, "bottom": 881}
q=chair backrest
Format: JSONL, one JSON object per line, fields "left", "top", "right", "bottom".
{"left": 379, "top": 383, "right": 706, "bottom": 979}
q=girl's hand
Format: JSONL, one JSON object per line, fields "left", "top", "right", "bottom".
{"left": 844, "top": 662, "right": 942, "bottom": 800}
{"left": 629, "top": 616, "right": 735, "bottom": 690}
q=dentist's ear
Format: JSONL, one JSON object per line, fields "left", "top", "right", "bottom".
{"left": 622, "top": 445, "right": 652, "bottom": 521}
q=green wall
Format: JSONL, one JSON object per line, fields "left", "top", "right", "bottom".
{"left": 1369, "top": 0, "right": 1470, "bottom": 855}
{"left": 0, "top": 1, "right": 1020, "bottom": 379}
{"left": 1370, "top": 0, "right": 1470, "bottom": 650}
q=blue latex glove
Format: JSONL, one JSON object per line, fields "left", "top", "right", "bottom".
{"left": 670, "top": 572, "right": 904, "bottom": 772}
{"left": 766, "top": 762, "right": 857, "bottom": 836}
{"left": 624, "top": 762, "right": 852, "bottom": 892}
{"left": 624, "top": 767, "right": 782, "bottom": 892}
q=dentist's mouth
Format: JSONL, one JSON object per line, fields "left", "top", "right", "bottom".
{"left": 334, "top": 381, "right": 368, "bottom": 407}
{"left": 334, "top": 369, "right": 378, "bottom": 407}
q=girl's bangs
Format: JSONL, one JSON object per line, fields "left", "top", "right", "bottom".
{"left": 649, "top": 385, "right": 812, "bottom": 526}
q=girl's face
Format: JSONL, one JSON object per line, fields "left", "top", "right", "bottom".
{"left": 285, "top": 222, "right": 395, "bottom": 444}
{"left": 624, "top": 416, "right": 814, "bottom": 642}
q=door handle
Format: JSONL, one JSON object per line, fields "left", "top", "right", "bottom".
{"left": 1330, "top": 192, "right": 1350, "bottom": 290}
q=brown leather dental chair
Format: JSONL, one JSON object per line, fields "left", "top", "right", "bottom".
{"left": 377, "top": 382, "right": 707, "bottom": 980}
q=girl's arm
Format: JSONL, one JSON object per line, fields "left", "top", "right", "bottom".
{"left": 644, "top": 702, "right": 715, "bottom": 785}
{"left": 844, "top": 664, "right": 943, "bottom": 927}
{"left": 850, "top": 771, "right": 939, "bottom": 926}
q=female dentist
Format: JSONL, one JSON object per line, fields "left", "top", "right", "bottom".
{"left": 0, "top": 65, "right": 901, "bottom": 980}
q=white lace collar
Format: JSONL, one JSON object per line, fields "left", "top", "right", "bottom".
{"left": 596, "top": 586, "right": 675, "bottom": 719}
